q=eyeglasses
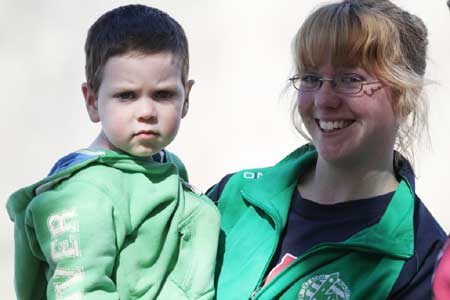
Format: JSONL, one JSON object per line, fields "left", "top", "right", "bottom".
{"left": 289, "top": 72, "right": 380, "bottom": 95}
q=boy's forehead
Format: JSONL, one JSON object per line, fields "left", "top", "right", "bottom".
{"left": 100, "top": 51, "right": 184, "bottom": 84}
{"left": 101, "top": 50, "right": 185, "bottom": 78}
{"left": 118, "top": 50, "right": 181, "bottom": 66}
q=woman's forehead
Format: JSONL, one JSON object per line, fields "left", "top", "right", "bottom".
{"left": 297, "top": 50, "right": 364, "bottom": 71}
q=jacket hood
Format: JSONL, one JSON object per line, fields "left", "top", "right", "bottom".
{"left": 6, "top": 148, "right": 180, "bottom": 223}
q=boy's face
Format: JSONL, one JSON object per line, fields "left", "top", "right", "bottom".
{"left": 82, "top": 51, "right": 193, "bottom": 157}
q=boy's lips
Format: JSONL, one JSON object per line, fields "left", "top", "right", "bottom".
{"left": 134, "top": 130, "right": 159, "bottom": 137}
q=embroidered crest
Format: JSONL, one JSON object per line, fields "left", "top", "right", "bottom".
{"left": 298, "top": 272, "right": 350, "bottom": 300}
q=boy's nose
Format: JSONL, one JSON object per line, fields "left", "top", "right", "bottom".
{"left": 137, "top": 98, "right": 157, "bottom": 121}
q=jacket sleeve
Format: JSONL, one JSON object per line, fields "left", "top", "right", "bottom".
{"left": 25, "top": 180, "right": 121, "bottom": 300}
{"left": 388, "top": 198, "right": 446, "bottom": 300}
{"left": 388, "top": 238, "right": 443, "bottom": 300}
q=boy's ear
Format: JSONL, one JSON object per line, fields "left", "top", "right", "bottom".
{"left": 182, "top": 79, "right": 194, "bottom": 118}
{"left": 81, "top": 83, "right": 100, "bottom": 123}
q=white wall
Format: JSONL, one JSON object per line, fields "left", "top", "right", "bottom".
{"left": 1, "top": 1, "right": 449, "bottom": 298}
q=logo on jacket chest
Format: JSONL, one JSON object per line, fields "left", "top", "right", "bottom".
{"left": 298, "top": 272, "right": 350, "bottom": 300}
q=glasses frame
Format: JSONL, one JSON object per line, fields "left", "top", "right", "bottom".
{"left": 289, "top": 73, "right": 380, "bottom": 95}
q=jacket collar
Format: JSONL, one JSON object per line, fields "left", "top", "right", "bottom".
{"left": 242, "top": 144, "right": 415, "bottom": 258}
{"left": 241, "top": 144, "right": 317, "bottom": 229}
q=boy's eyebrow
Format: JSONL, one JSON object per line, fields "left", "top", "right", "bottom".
{"left": 151, "top": 80, "right": 182, "bottom": 89}
{"left": 109, "top": 81, "right": 182, "bottom": 91}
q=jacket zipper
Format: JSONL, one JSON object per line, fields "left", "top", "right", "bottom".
{"left": 242, "top": 190, "right": 282, "bottom": 300}
{"left": 249, "top": 286, "right": 261, "bottom": 300}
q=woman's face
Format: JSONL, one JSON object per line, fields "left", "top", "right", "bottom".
{"left": 297, "top": 61, "right": 399, "bottom": 166}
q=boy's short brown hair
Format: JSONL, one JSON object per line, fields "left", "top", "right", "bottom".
{"left": 85, "top": 4, "right": 189, "bottom": 96}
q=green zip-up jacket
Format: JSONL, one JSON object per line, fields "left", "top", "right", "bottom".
{"left": 7, "top": 149, "right": 220, "bottom": 300}
{"left": 211, "top": 145, "right": 418, "bottom": 300}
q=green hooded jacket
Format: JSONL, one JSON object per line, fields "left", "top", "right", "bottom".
{"left": 7, "top": 149, "right": 220, "bottom": 300}
{"left": 210, "top": 145, "right": 415, "bottom": 300}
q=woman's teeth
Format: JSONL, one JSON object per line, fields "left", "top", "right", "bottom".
{"left": 319, "top": 120, "right": 353, "bottom": 132}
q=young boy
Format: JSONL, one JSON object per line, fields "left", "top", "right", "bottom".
{"left": 6, "top": 5, "right": 220, "bottom": 300}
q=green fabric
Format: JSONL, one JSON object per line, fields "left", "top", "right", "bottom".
{"left": 211, "top": 145, "right": 414, "bottom": 300}
{"left": 7, "top": 149, "right": 220, "bottom": 300}
{"left": 165, "top": 150, "right": 189, "bottom": 182}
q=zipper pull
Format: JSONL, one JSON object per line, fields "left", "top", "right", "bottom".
{"left": 249, "top": 286, "right": 261, "bottom": 300}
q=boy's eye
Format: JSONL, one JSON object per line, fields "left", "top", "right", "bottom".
{"left": 154, "top": 90, "right": 176, "bottom": 100}
{"left": 116, "top": 91, "right": 136, "bottom": 100}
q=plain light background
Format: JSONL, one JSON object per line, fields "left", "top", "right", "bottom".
{"left": 1, "top": 1, "right": 449, "bottom": 298}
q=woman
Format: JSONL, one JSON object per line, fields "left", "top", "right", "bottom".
{"left": 208, "top": 1, "right": 446, "bottom": 299}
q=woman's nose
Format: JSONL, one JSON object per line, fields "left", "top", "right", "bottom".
{"left": 314, "top": 81, "right": 342, "bottom": 109}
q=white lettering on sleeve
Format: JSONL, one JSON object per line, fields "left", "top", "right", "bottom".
{"left": 47, "top": 209, "right": 79, "bottom": 238}
{"left": 51, "top": 235, "right": 81, "bottom": 261}
{"left": 60, "top": 294, "right": 83, "bottom": 300}
{"left": 53, "top": 268, "right": 84, "bottom": 300}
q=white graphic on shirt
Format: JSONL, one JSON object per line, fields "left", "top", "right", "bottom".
{"left": 243, "top": 171, "right": 263, "bottom": 179}
{"left": 299, "top": 272, "right": 350, "bottom": 300}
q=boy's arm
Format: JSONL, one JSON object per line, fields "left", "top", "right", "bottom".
{"left": 25, "top": 180, "right": 121, "bottom": 300}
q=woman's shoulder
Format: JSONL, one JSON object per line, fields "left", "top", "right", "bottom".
{"left": 206, "top": 168, "right": 266, "bottom": 203}
{"left": 388, "top": 196, "right": 446, "bottom": 299}
{"left": 207, "top": 144, "right": 317, "bottom": 203}
{"left": 413, "top": 195, "right": 446, "bottom": 242}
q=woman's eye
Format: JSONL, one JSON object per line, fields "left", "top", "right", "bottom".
{"left": 116, "top": 92, "right": 136, "bottom": 100}
{"left": 301, "top": 74, "right": 321, "bottom": 83}
{"left": 340, "top": 74, "right": 364, "bottom": 84}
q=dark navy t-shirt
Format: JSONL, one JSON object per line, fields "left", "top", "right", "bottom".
{"left": 264, "top": 191, "right": 392, "bottom": 285}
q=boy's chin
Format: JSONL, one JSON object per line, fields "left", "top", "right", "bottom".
{"left": 124, "top": 148, "right": 162, "bottom": 158}
{"left": 106, "top": 141, "right": 163, "bottom": 158}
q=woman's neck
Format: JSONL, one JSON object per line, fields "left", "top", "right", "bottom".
{"left": 298, "top": 155, "right": 399, "bottom": 205}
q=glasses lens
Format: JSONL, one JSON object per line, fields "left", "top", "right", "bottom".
{"left": 335, "top": 74, "right": 362, "bottom": 94}
{"left": 291, "top": 77, "right": 301, "bottom": 90}
{"left": 299, "top": 74, "right": 320, "bottom": 92}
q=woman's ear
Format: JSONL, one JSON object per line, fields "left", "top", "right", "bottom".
{"left": 82, "top": 83, "right": 100, "bottom": 123}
